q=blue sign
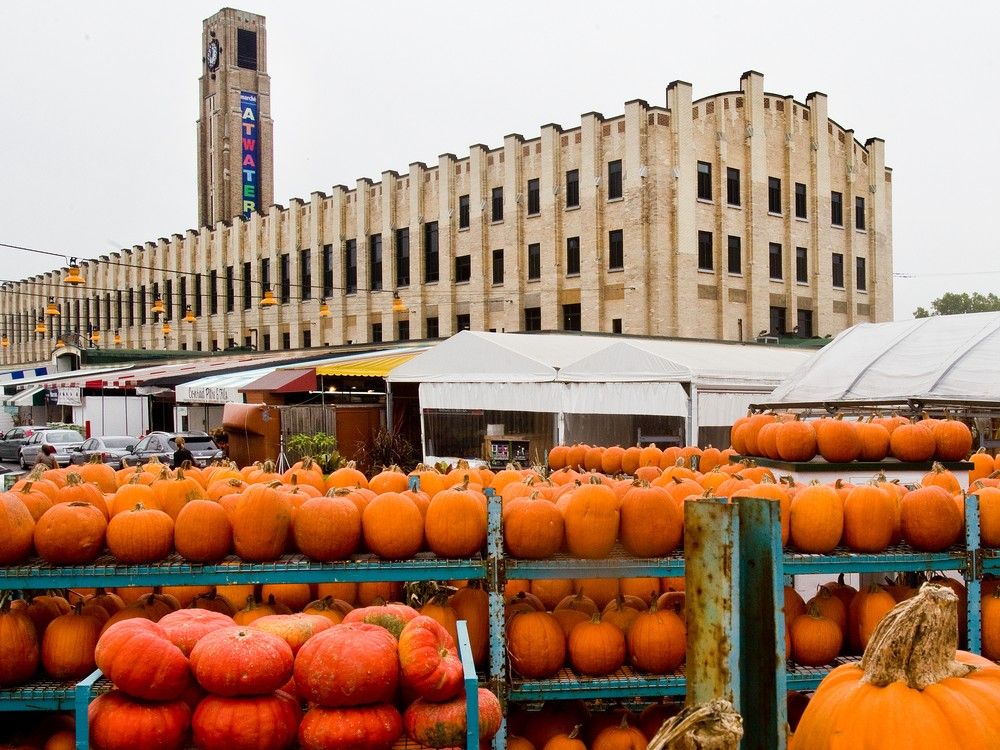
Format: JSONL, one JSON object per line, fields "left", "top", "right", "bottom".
{"left": 240, "top": 91, "right": 260, "bottom": 219}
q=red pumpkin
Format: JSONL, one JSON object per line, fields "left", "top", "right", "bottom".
{"left": 88, "top": 690, "right": 190, "bottom": 750}
{"left": 398, "top": 615, "right": 463, "bottom": 702}
{"left": 341, "top": 603, "right": 419, "bottom": 640}
{"left": 298, "top": 703, "right": 403, "bottom": 750}
{"left": 403, "top": 688, "right": 502, "bottom": 748}
{"left": 294, "top": 622, "right": 399, "bottom": 706}
{"left": 0, "top": 597, "right": 39, "bottom": 687}
{"left": 250, "top": 613, "right": 332, "bottom": 655}
{"left": 158, "top": 609, "right": 235, "bottom": 656}
{"left": 95, "top": 619, "right": 191, "bottom": 700}
{"left": 192, "top": 691, "right": 301, "bottom": 750}
{"left": 189, "top": 626, "right": 294, "bottom": 696}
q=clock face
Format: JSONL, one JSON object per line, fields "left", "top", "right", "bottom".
{"left": 206, "top": 39, "right": 220, "bottom": 70}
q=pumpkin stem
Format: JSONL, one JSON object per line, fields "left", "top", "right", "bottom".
{"left": 648, "top": 699, "right": 743, "bottom": 750}
{"left": 860, "top": 582, "right": 976, "bottom": 690}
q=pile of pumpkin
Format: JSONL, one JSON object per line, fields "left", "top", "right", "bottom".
{"left": 1, "top": 582, "right": 500, "bottom": 750}
{"left": 502, "top": 575, "right": 686, "bottom": 680}
{"left": 783, "top": 572, "right": 1000, "bottom": 667}
{"left": 730, "top": 412, "right": 981, "bottom": 465}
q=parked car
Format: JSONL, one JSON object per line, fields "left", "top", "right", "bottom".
{"left": 121, "top": 431, "right": 223, "bottom": 468}
{"left": 19, "top": 429, "right": 86, "bottom": 468}
{"left": 0, "top": 426, "right": 46, "bottom": 463}
{"left": 69, "top": 436, "right": 138, "bottom": 470}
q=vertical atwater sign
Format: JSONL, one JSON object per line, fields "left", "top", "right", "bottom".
{"left": 240, "top": 91, "right": 259, "bottom": 219}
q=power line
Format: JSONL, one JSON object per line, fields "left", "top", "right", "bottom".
{"left": 894, "top": 270, "right": 1000, "bottom": 279}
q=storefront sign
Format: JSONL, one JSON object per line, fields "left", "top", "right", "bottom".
{"left": 56, "top": 387, "right": 82, "bottom": 406}
{"left": 240, "top": 91, "right": 260, "bottom": 219}
{"left": 177, "top": 385, "right": 243, "bottom": 404}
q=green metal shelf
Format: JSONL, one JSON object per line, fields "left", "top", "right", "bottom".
{"left": 983, "top": 548, "right": 1000, "bottom": 574}
{"left": 0, "top": 552, "right": 486, "bottom": 589}
{"left": 785, "top": 657, "right": 855, "bottom": 691}
{"left": 508, "top": 666, "right": 686, "bottom": 701}
{"left": 0, "top": 672, "right": 111, "bottom": 713}
{"left": 783, "top": 543, "right": 967, "bottom": 575}
{"left": 506, "top": 545, "right": 685, "bottom": 579}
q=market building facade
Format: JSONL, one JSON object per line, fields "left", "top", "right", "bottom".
{"left": 0, "top": 11, "right": 892, "bottom": 366}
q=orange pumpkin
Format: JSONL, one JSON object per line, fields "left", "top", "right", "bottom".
{"left": 889, "top": 421, "right": 936, "bottom": 462}
{"left": 41, "top": 602, "right": 102, "bottom": 680}
{"left": 507, "top": 610, "right": 566, "bottom": 679}
{"left": 627, "top": 602, "right": 686, "bottom": 674}
{"left": 34, "top": 501, "right": 108, "bottom": 565}
{"left": 842, "top": 483, "right": 895, "bottom": 553}
{"left": 174, "top": 499, "right": 232, "bottom": 562}
{"left": 775, "top": 419, "right": 818, "bottom": 463}
{"left": 900, "top": 485, "right": 963, "bottom": 551}
{"left": 425, "top": 484, "right": 487, "bottom": 558}
{"left": 106, "top": 504, "right": 175, "bottom": 563}
{"left": 560, "top": 478, "right": 619, "bottom": 559}
{"left": 619, "top": 481, "right": 682, "bottom": 557}
{"left": 0, "top": 492, "right": 35, "bottom": 564}
{"left": 503, "top": 493, "right": 564, "bottom": 559}
{"left": 325, "top": 460, "right": 369, "bottom": 491}
{"left": 362, "top": 492, "right": 424, "bottom": 560}
{"left": 568, "top": 613, "right": 626, "bottom": 676}
{"left": 815, "top": 417, "right": 861, "bottom": 463}
{"left": 790, "top": 605, "right": 842, "bottom": 666}
{"left": 931, "top": 419, "right": 973, "bottom": 462}
{"left": 231, "top": 484, "right": 292, "bottom": 562}
{"left": 789, "top": 484, "right": 844, "bottom": 553}
{"left": 292, "top": 494, "right": 361, "bottom": 562}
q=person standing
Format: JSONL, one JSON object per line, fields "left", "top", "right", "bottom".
{"left": 171, "top": 436, "right": 195, "bottom": 468}
{"left": 35, "top": 444, "right": 59, "bottom": 469}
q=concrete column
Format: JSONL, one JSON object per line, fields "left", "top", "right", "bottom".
{"left": 538, "top": 123, "right": 563, "bottom": 331}
{"left": 741, "top": 71, "right": 771, "bottom": 340}
{"left": 865, "top": 138, "right": 892, "bottom": 321}
{"left": 667, "top": 79, "right": 695, "bottom": 338}
{"left": 579, "top": 111, "right": 604, "bottom": 331}
{"left": 807, "top": 91, "right": 833, "bottom": 336}
{"left": 623, "top": 99, "right": 649, "bottom": 335}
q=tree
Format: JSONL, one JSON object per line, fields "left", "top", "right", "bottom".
{"left": 913, "top": 292, "right": 1000, "bottom": 318}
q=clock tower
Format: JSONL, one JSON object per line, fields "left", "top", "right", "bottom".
{"left": 197, "top": 8, "right": 273, "bottom": 228}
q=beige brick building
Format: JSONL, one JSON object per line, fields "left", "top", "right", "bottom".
{"left": 0, "top": 66, "right": 891, "bottom": 365}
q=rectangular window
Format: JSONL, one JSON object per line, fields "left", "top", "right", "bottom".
{"left": 565, "top": 169, "right": 579, "bottom": 208}
{"left": 395, "top": 229, "right": 410, "bottom": 287}
{"left": 242, "top": 262, "right": 251, "bottom": 310}
{"left": 768, "top": 177, "right": 782, "bottom": 214}
{"left": 424, "top": 222, "right": 439, "bottom": 283}
{"left": 236, "top": 29, "right": 258, "bottom": 70}
{"left": 115, "top": 291, "right": 122, "bottom": 328}
{"left": 855, "top": 196, "right": 866, "bottom": 230}
{"left": 458, "top": 195, "right": 470, "bottom": 229}
{"left": 426, "top": 316, "right": 439, "bottom": 338}
{"left": 697, "top": 230, "right": 713, "bottom": 271}
{"left": 279, "top": 253, "right": 290, "bottom": 302}
{"left": 300, "top": 248, "right": 311, "bottom": 301}
{"left": 260, "top": 258, "right": 271, "bottom": 293}
{"left": 491, "top": 187, "right": 503, "bottom": 222}
{"left": 209, "top": 271, "right": 218, "bottom": 314}
{"left": 492, "top": 249, "right": 504, "bottom": 285}
{"left": 608, "top": 159, "right": 623, "bottom": 200}
{"left": 369, "top": 234, "right": 383, "bottom": 291}
{"left": 281, "top": 332, "right": 291, "bottom": 350}
{"left": 345, "top": 240, "right": 357, "bottom": 294}
{"left": 223, "top": 268, "right": 233, "bottom": 312}
{"left": 566, "top": 236, "right": 580, "bottom": 275}
{"left": 527, "top": 243, "right": 541, "bottom": 281}
{"left": 104, "top": 292, "right": 111, "bottom": 330}
{"left": 857, "top": 256, "right": 867, "bottom": 291}
{"left": 727, "top": 167, "right": 741, "bottom": 206}
{"left": 612, "top": 318, "right": 623, "bottom": 334}
{"left": 455, "top": 255, "right": 471, "bottom": 283}
{"left": 397, "top": 320, "right": 410, "bottom": 341}
{"left": 796, "top": 247, "right": 808, "bottom": 283}
{"left": 371, "top": 323, "right": 382, "bottom": 343}
{"left": 322, "top": 244, "right": 334, "bottom": 297}
{"left": 769, "top": 306, "right": 787, "bottom": 336}
{"left": 302, "top": 330, "right": 312, "bottom": 348}
{"left": 727, "top": 236, "right": 741, "bottom": 275}
{"left": 194, "top": 275, "right": 202, "bottom": 316}
{"left": 831, "top": 191, "right": 843, "bottom": 226}
{"left": 769, "top": 243, "right": 783, "bottom": 280}
{"left": 697, "top": 161, "right": 712, "bottom": 201}
{"left": 608, "top": 229, "right": 624, "bottom": 271}
{"left": 524, "top": 307, "right": 541, "bottom": 332}
{"left": 797, "top": 309, "right": 814, "bottom": 337}
{"left": 165, "top": 280, "right": 173, "bottom": 320}
{"left": 832, "top": 252, "right": 845, "bottom": 288}
{"left": 527, "top": 178, "right": 540, "bottom": 215}
{"left": 128, "top": 289, "right": 135, "bottom": 326}
{"left": 456, "top": 314, "right": 471, "bottom": 332}
{"left": 795, "top": 182, "right": 807, "bottom": 219}
{"left": 562, "top": 303, "right": 582, "bottom": 331}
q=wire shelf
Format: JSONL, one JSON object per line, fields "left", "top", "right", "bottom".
{"left": 0, "top": 552, "right": 486, "bottom": 589}
{"left": 785, "top": 657, "right": 856, "bottom": 691}
{"left": 783, "top": 542, "right": 966, "bottom": 574}
{"left": 506, "top": 545, "right": 685, "bottom": 579}
{"left": 982, "top": 548, "right": 1000, "bottom": 573}
{"left": 509, "top": 665, "right": 686, "bottom": 701}
{"left": 0, "top": 675, "right": 112, "bottom": 712}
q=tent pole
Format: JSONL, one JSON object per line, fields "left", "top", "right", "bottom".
{"left": 687, "top": 383, "right": 698, "bottom": 446}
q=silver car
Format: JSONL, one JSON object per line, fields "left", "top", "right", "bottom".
{"left": 19, "top": 429, "right": 86, "bottom": 469}
{"left": 69, "top": 436, "right": 138, "bottom": 470}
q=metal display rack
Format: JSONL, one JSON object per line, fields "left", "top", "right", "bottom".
{"left": 0, "top": 486, "right": 994, "bottom": 750}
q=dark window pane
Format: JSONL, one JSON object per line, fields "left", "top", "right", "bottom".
{"left": 527, "top": 179, "right": 540, "bottom": 215}
{"left": 456, "top": 314, "right": 471, "bottom": 331}
{"left": 371, "top": 323, "right": 382, "bottom": 343}
{"left": 797, "top": 309, "right": 813, "bottom": 337}
{"left": 769, "top": 306, "right": 786, "bottom": 335}
{"left": 727, "top": 168, "right": 740, "bottom": 206}
{"left": 769, "top": 243, "right": 783, "bottom": 280}
{"left": 612, "top": 318, "right": 623, "bottom": 334}
{"left": 345, "top": 240, "right": 357, "bottom": 294}
{"left": 566, "top": 170, "right": 579, "bottom": 208}
{"left": 856, "top": 256, "right": 867, "bottom": 291}
{"left": 395, "top": 229, "right": 410, "bottom": 287}
{"left": 279, "top": 253, "right": 290, "bottom": 302}
{"left": 831, "top": 191, "right": 843, "bottom": 226}
{"left": 322, "top": 244, "right": 334, "bottom": 296}
{"left": 281, "top": 331, "right": 291, "bottom": 349}
{"left": 562, "top": 303, "right": 581, "bottom": 331}
{"left": 236, "top": 29, "right": 257, "bottom": 70}
{"left": 455, "top": 255, "right": 471, "bottom": 283}
{"left": 524, "top": 307, "right": 541, "bottom": 331}
{"left": 491, "top": 187, "right": 503, "bottom": 222}
{"left": 796, "top": 247, "right": 808, "bottom": 283}
{"left": 458, "top": 195, "right": 470, "bottom": 229}
{"left": 424, "top": 222, "right": 439, "bottom": 283}
{"left": 727, "top": 236, "right": 741, "bottom": 274}
{"left": 397, "top": 320, "right": 410, "bottom": 341}
{"left": 608, "top": 160, "right": 623, "bottom": 200}
{"left": 698, "top": 230, "right": 713, "bottom": 271}
{"left": 302, "top": 329, "right": 312, "bottom": 348}
{"left": 608, "top": 229, "right": 624, "bottom": 271}
{"left": 492, "top": 249, "right": 504, "bottom": 285}
{"left": 855, "top": 196, "right": 866, "bottom": 230}
{"left": 426, "top": 316, "right": 439, "bottom": 338}
{"left": 369, "top": 234, "right": 382, "bottom": 291}
{"left": 300, "top": 248, "right": 311, "bottom": 301}
{"left": 795, "top": 183, "right": 807, "bottom": 219}
{"left": 768, "top": 177, "right": 782, "bottom": 213}
{"left": 832, "top": 252, "right": 844, "bottom": 287}
{"left": 242, "top": 262, "right": 251, "bottom": 310}
{"left": 566, "top": 237, "right": 580, "bottom": 275}
{"left": 527, "top": 243, "right": 541, "bottom": 280}
{"left": 697, "top": 161, "right": 712, "bottom": 201}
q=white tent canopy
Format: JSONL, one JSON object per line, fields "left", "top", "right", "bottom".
{"left": 767, "top": 312, "right": 1000, "bottom": 404}
{"left": 390, "top": 331, "right": 816, "bottom": 448}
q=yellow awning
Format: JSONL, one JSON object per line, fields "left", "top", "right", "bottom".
{"left": 315, "top": 352, "right": 422, "bottom": 378}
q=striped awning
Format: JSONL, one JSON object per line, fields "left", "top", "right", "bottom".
{"left": 315, "top": 352, "right": 422, "bottom": 378}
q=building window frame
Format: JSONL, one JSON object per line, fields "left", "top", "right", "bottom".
{"left": 345, "top": 239, "right": 357, "bottom": 294}
{"left": 697, "top": 230, "right": 713, "bottom": 271}
{"left": 455, "top": 254, "right": 472, "bottom": 284}
{"left": 856, "top": 256, "right": 867, "bottom": 291}
{"left": 492, "top": 248, "right": 504, "bottom": 285}
{"left": 855, "top": 195, "right": 866, "bottom": 231}
{"left": 395, "top": 229, "right": 410, "bottom": 288}
{"left": 832, "top": 252, "right": 845, "bottom": 288}
{"left": 423, "top": 222, "right": 439, "bottom": 283}
{"left": 458, "top": 195, "right": 470, "bottom": 229}
{"left": 562, "top": 303, "right": 582, "bottom": 331}
{"left": 831, "top": 191, "right": 844, "bottom": 226}
{"left": 795, "top": 247, "right": 808, "bottom": 284}
{"left": 491, "top": 187, "right": 503, "bottom": 222}
{"left": 726, "top": 167, "right": 740, "bottom": 206}
{"left": 565, "top": 169, "right": 579, "bottom": 208}
{"left": 566, "top": 236, "right": 580, "bottom": 276}
{"left": 769, "top": 242, "right": 783, "bottom": 280}
{"left": 608, "top": 159, "right": 623, "bottom": 200}
{"left": 608, "top": 229, "right": 624, "bottom": 271}
{"left": 768, "top": 177, "right": 782, "bottom": 214}
{"left": 727, "top": 235, "right": 741, "bottom": 275}
{"left": 527, "top": 243, "right": 541, "bottom": 281}
{"left": 527, "top": 178, "right": 540, "bottom": 215}
{"left": 794, "top": 182, "right": 807, "bottom": 219}
{"left": 697, "top": 161, "right": 712, "bottom": 201}
{"left": 369, "top": 234, "right": 383, "bottom": 291}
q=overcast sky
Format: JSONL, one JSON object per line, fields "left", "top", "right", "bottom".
{"left": 2, "top": 1, "right": 997, "bottom": 320}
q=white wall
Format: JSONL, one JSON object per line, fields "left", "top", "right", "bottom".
{"left": 81, "top": 396, "right": 149, "bottom": 438}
